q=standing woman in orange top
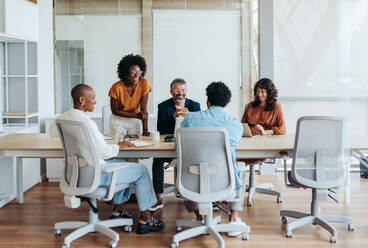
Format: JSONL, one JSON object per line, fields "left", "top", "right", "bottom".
{"left": 241, "top": 78, "right": 286, "bottom": 136}
{"left": 109, "top": 54, "right": 151, "bottom": 140}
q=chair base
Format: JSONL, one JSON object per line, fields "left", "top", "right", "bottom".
{"left": 280, "top": 191, "right": 354, "bottom": 242}
{"left": 54, "top": 200, "right": 133, "bottom": 248}
{"left": 247, "top": 164, "right": 282, "bottom": 206}
{"left": 172, "top": 215, "right": 250, "bottom": 248}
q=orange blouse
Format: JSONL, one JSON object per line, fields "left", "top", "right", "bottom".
{"left": 241, "top": 101, "right": 286, "bottom": 135}
{"left": 108, "top": 78, "right": 151, "bottom": 113}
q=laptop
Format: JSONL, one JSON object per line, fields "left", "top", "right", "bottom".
{"left": 242, "top": 123, "right": 253, "bottom": 137}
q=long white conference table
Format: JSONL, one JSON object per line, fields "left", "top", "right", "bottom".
{"left": 0, "top": 133, "right": 366, "bottom": 205}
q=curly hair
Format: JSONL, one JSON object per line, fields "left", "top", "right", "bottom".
{"left": 206, "top": 81, "right": 231, "bottom": 107}
{"left": 117, "top": 54, "right": 147, "bottom": 81}
{"left": 252, "top": 78, "right": 278, "bottom": 111}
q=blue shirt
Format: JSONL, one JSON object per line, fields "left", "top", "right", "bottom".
{"left": 157, "top": 98, "right": 201, "bottom": 134}
{"left": 181, "top": 106, "right": 243, "bottom": 190}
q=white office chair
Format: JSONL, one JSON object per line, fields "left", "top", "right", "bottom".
{"left": 280, "top": 116, "right": 354, "bottom": 243}
{"left": 53, "top": 120, "right": 133, "bottom": 248}
{"left": 102, "top": 104, "right": 112, "bottom": 135}
{"left": 172, "top": 127, "right": 250, "bottom": 248}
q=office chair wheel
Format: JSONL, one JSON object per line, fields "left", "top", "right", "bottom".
{"left": 171, "top": 241, "right": 179, "bottom": 248}
{"left": 54, "top": 228, "right": 61, "bottom": 236}
{"left": 175, "top": 226, "right": 182, "bottom": 232}
{"left": 330, "top": 236, "right": 336, "bottom": 243}
{"left": 286, "top": 230, "right": 292, "bottom": 238}
{"left": 348, "top": 223, "right": 354, "bottom": 231}
{"left": 277, "top": 196, "right": 282, "bottom": 203}
{"left": 281, "top": 216, "right": 288, "bottom": 224}
{"left": 109, "top": 240, "right": 118, "bottom": 248}
{"left": 242, "top": 233, "right": 249, "bottom": 240}
{"left": 124, "top": 225, "right": 132, "bottom": 232}
{"left": 61, "top": 244, "right": 69, "bottom": 248}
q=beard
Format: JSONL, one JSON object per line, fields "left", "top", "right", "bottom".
{"left": 175, "top": 98, "right": 185, "bottom": 104}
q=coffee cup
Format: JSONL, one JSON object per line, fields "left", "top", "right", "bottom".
{"left": 150, "top": 131, "right": 160, "bottom": 142}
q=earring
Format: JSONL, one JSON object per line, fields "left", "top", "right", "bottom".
{"left": 81, "top": 103, "right": 84, "bottom": 106}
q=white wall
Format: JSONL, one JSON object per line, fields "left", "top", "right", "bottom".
{"left": 38, "top": 0, "right": 55, "bottom": 129}
{"left": 0, "top": 0, "right": 5, "bottom": 33}
{"left": 55, "top": 15, "right": 83, "bottom": 41}
{"left": 279, "top": 100, "right": 368, "bottom": 139}
{"left": 3, "top": 0, "right": 38, "bottom": 40}
{"left": 152, "top": 10, "right": 242, "bottom": 117}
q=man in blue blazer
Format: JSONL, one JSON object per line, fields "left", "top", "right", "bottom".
{"left": 149, "top": 78, "right": 200, "bottom": 211}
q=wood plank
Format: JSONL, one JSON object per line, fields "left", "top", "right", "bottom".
{"left": 0, "top": 172, "right": 366, "bottom": 247}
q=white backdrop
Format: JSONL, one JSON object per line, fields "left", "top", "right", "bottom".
{"left": 152, "top": 10, "right": 242, "bottom": 118}
{"left": 83, "top": 15, "right": 142, "bottom": 114}
{"left": 274, "top": 0, "right": 368, "bottom": 98}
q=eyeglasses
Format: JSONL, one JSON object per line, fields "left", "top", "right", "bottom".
{"left": 130, "top": 71, "right": 143, "bottom": 76}
{"left": 172, "top": 88, "right": 186, "bottom": 93}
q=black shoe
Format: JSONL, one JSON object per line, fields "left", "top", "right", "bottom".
{"left": 137, "top": 216, "right": 165, "bottom": 234}
{"left": 110, "top": 208, "right": 134, "bottom": 219}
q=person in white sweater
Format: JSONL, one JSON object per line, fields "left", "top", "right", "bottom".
{"left": 49, "top": 84, "right": 164, "bottom": 234}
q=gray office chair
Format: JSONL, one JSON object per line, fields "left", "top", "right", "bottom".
{"left": 102, "top": 104, "right": 112, "bottom": 135}
{"left": 172, "top": 128, "right": 250, "bottom": 248}
{"left": 280, "top": 116, "right": 354, "bottom": 243}
{"left": 53, "top": 120, "right": 133, "bottom": 248}
{"left": 246, "top": 160, "right": 282, "bottom": 206}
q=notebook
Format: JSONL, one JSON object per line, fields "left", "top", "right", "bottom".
{"left": 242, "top": 123, "right": 253, "bottom": 137}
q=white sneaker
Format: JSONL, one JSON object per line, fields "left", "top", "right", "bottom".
{"left": 227, "top": 217, "right": 246, "bottom": 237}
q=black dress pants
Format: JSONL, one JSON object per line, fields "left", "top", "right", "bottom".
{"left": 152, "top": 157, "right": 173, "bottom": 194}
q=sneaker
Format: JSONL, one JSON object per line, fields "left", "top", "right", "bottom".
{"left": 227, "top": 217, "right": 246, "bottom": 237}
{"left": 148, "top": 199, "right": 163, "bottom": 212}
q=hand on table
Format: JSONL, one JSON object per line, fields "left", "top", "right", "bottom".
{"left": 118, "top": 140, "right": 135, "bottom": 148}
{"left": 255, "top": 125, "right": 274, "bottom": 135}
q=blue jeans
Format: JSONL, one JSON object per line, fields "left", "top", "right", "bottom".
{"left": 99, "top": 160, "right": 157, "bottom": 211}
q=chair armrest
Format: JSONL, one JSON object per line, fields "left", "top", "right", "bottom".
{"left": 103, "top": 162, "right": 130, "bottom": 201}
{"left": 280, "top": 151, "right": 293, "bottom": 188}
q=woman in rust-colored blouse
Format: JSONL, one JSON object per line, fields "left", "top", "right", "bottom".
{"left": 241, "top": 78, "right": 286, "bottom": 136}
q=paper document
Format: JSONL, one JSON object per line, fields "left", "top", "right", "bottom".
{"left": 130, "top": 140, "right": 152, "bottom": 147}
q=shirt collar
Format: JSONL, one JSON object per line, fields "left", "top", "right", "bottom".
{"left": 71, "top": 108, "right": 87, "bottom": 116}
{"left": 209, "top": 105, "right": 224, "bottom": 111}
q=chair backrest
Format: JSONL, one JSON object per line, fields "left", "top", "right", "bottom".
{"left": 292, "top": 116, "right": 346, "bottom": 189}
{"left": 175, "top": 127, "right": 235, "bottom": 203}
{"left": 102, "top": 104, "right": 112, "bottom": 135}
{"left": 56, "top": 119, "right": 101, "bottom": 196}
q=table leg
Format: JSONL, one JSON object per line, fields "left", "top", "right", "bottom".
{"left": 342, "top": 156, "right": 350, "bottom": 205}
{"left": 16, "top": 157, "right": 24, "bottom": 204}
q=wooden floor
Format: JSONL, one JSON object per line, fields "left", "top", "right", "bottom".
{"left": 1, "top": 172, "right": 367, "bottom": 248}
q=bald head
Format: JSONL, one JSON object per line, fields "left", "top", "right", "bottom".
{"left": 71, "top": 84, "right": 96, "bottom": 112}
{"left": 71, "top": 84, "right": 93, "bottom": 106}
